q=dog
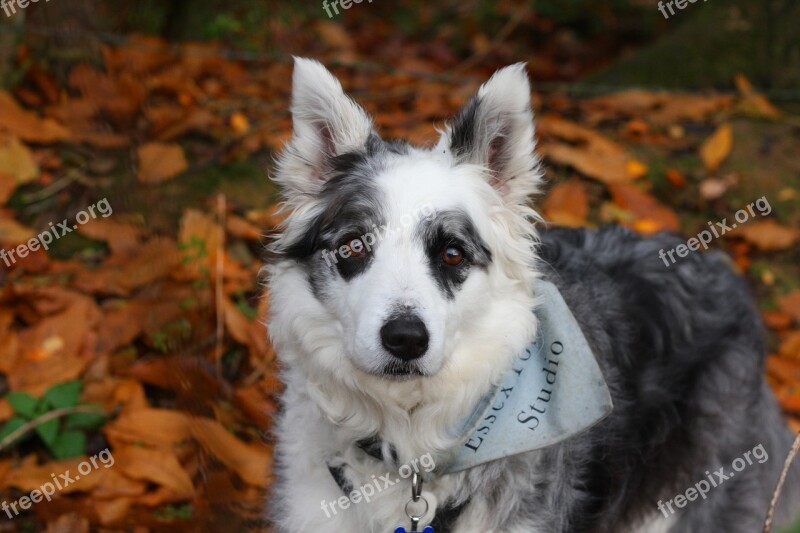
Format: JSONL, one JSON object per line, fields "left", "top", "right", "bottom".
{"left": 265, "top": 58, "right": 800, "bottom": 532}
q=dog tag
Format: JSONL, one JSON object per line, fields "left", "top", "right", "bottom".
{"left": 394, "top": 528, "right": 433, "bottom": 533}
{"left": 439, "top": 280, "right": 613, "bottom": 476}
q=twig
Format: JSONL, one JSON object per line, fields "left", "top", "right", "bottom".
{"left": 0, "top": 405, "right": 105, "bottom": 453}
{"left": 215, "top": 193, "right": 226, "bottom": 377}
{"left": 763, "top": 431, "right": 800, "bottom": 532}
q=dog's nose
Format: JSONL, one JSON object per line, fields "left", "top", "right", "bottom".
{"left": 380, "top": 315, "right": 429, "bottom": 361}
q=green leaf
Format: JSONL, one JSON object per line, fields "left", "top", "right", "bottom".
{"left": 65, "top": 408, "right": 106, "bottom": 430}
{"left": 35, "top": 417, "right": 59, "bottom": 446}
{"left": 49, "top": 430, "right": 86, "bottom": 460}
{"left": 0, "top": 417, "right": 29, "bottom": 446}
{"left": 6, "top": 392, "right": 39, "bottom": 419}
{"left": 42, "top": 380, "right": 83, "bottom": 410}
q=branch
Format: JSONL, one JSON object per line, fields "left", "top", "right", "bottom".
{"left": 763, "top": 431, "right": 800, "bottom": 533}
{"left": 0, "top": 405, "right": 106, "bottom": 453}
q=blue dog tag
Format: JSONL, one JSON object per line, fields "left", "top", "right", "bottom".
{"left": 394, "top": 527, "right": 434, "bottom": 533}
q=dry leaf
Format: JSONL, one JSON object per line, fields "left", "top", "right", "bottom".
{"left": 115, "top": 446, "right": 194, "bottom": 497}
{"left": 0, "top": 136, "right": 39, "bottom": 185}
{"left": 736, "top": 220, "right": 800, "bottom": 251}
{"left": 608, "top": 183, "right": 680, "bottom": 234}
{"left": 0, "top": 92, "right": 71, "bottom": 143}
{"left": 190, "top": 417, "right": 271, "bottom": 487}
{"left": 137, "top": 142, "right": 188, "bottom": 184}
{"left": 543, "top": 178, "right": 589, "bottom": 227}
{"left": 699, "top": 124, "right": 733, "bottom": 172}
{"left": 778, "top": 292, "right": 800, "bottom": 322}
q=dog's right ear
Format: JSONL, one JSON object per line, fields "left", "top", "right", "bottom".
{"left": 276, "top": 58, "right": 374, "bottom": 194}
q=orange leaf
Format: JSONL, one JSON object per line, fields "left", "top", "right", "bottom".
{"left": 190, "top": 417, "right": 271, "bottom": 487}
{"left": 105, "top": 408, "right": 191, "bottom": 448}
{"left": 779, "top": 331, "right": 800, "bottom": 359}
{"left": 543, "top": 178, "right": 588, "bottom": 228}
{"left": 699, "top": 123, "right": 733, "bottom": 172}
{"left": 0, "top": 135, "right": 39, "bottom": 186}
{"left": 0, "top": 92, "right": 71, "bottom": 143}
{"left": 137, "top": 142, "right": 188, "bottom": 184}
{"left": 778, "top": 292, "right": 800, "bottom": 322}
{"left": 608, "top": 183, "right": 680, "bottom": 234}
{"left": 736, "top": 220, "right": 800, "bottom": 251}
{"left": 115, "top": 446, "right": 194, "bottom": 498}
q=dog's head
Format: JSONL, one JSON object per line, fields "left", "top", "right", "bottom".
{"left": 268, "top": 58, "right": 541, "bottom": 392}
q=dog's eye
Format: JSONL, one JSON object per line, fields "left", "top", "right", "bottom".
{"left": 349, "top": 239, "right": 365, "bottom": 257}
{"left": 442, "top": 246, "right": 464, "bottom": 266}
{"left": 339, "top": 237, "right": 367, "bottom": 259}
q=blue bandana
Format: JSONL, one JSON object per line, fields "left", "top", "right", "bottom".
{"left": 433, "top": 280, "right": 613, "bottom": 478}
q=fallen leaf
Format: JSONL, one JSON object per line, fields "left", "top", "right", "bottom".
{"left": 699, "top": 123, "right": 733, "bottom": 172}
{"left": 104, "top": 408, "right": 191, "bottom": 448}
{"left": 665, "top": 169, "right": 686, "bottom": 189}
{"left": 736, "top": 220, "right": 800, "bottom": 251}
{"left": 0, "top": 135, "right": 39, "bottom": 185}
{"left": 77, "top": 218, "right": 144, "bottom": 255}
{"left": 543, "top": 178, "right": 589, "bottom": 227}
{"left": 778, "top": 292, "right": 800, "bottom": 322}
{"left": 608, "top": 183, "right": 680, "bottom": 234}
{"left": 734, "top": 74, "right": 781, "bottom": 120}
{"left": 190, "top": 417, "right": 271, "bottom": 487}
{"left": 779, "top": 331, "right": 800, "bottom": 359}
{"left": 0, "top": 92, "right": 71, "bottom": 143}
{"left": 115, "top": 446, "right": 194, "bottom": 497}
{"left": 0, "top": 216, "right": 35, "bottom": 246}
{"left": 763, "top": 310, "right": 793, "bottom": 331}
{"left": 137, "top": 142, "right": 188, "bottom": 184}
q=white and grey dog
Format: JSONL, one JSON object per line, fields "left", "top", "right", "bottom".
{"left": 265, "top": 58, "right": 800, "bottom": 532}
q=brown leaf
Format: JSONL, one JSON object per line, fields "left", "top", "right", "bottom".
{"left": 538, "top": 116, "right": 644, "bottom": 184}
{"left": 0, "top": 135, "right": 39, "bottom": 186}
{"left": 543, "top": 178, "right": 589, "bottom": 227}
{"left": 0, "top": 216, "right": 35, "bottom": 246}
{"left": 734, "top": 74, "right": 782, "bottom": 120}
{"left": 778, "top": 292, "right": 800, "bottom": 323}
{"left": 190, "top": 417, "right": 271, "bottom": 487}
{"left": 665, "top": 169, "right": 686, "bottom": 189}
{"left": 105, "top": 408, "right": 191, "bottom": 448}
{"left": 0, "top": 92, "right": 71, "bottom": 143}
{"left": 137, "top": 142, "right": 188, "bottom": 184}
{"left": 763, "top": 310, "right": 794, "bottom": 331}
{"left": 736, "top": 220, "right": 800, "bottom": 251}
{"left": 115, "top": 446, "right": 194, "bottom": 498}
{"left": 3, "top": 456, "right": 102, "bottom": 494}
{"left": 779, "top": 331, "right": 800, "bottom": 359}
{"left": 77, "top": 218, "right": 144, "bottom": 255}
{"left": 608, "top": 183, "right": 680, "bottom": 234}
{"left": 699, "top": 124, "right": 733, "bottom": 172}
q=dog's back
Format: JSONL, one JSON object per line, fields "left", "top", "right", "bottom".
{"left": 539, "top": 226, "right": 800, "bottom": 532}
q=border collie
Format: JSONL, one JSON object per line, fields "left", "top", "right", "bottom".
{"left": 265, "top": 58, "right": 800, "bottom": 532}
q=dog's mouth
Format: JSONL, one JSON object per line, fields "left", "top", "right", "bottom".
{"left": 379, "top": 360, "right": 425, "bottom": 379}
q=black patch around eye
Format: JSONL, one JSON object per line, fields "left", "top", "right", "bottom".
{"left": 417, "top": 209, "right": 492, "bottom": 299}
{"left": 330, "top": 236, "right": 374, "bottom": 280}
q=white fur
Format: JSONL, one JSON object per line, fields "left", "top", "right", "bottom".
{"left": 267, "top": 59, "right": 544, "bottom": 532}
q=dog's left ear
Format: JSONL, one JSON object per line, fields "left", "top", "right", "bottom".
{"left": 276, "top": 57, "right": 375, "bottom": 195}
{"left": 438, "top": 63, "right": 541, "bottom": 204}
